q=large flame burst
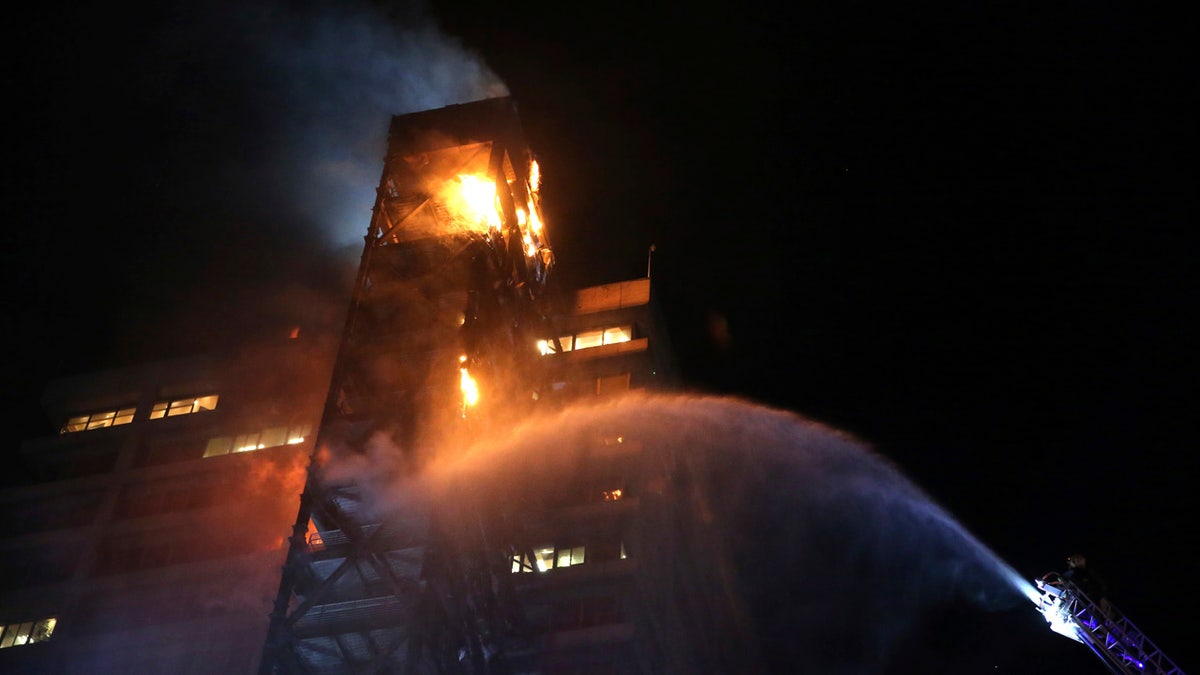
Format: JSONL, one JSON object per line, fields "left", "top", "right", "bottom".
{"left": 442, "top": 174, "right": 502, "bottom": 231}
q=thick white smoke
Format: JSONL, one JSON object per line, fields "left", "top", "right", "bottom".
{"left": 329, "top": 392, "right": 1033, "bottom": 673}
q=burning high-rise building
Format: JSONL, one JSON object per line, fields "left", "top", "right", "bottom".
{"left": 257, "top": 97, "right": 686, "bottom": 674}
{"left": 9, "top": 95, "right": 1113, "bottom": 675}
{"left": 0, "top": 97, "right": 685, "bottom": 674}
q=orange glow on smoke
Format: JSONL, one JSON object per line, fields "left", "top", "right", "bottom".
{"left": 313, "top": 444, "right": 332, "bottom": 468}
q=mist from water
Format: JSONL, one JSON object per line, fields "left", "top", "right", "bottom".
{"left": 331, "top": 391, "right": 1038, "bottom": 673}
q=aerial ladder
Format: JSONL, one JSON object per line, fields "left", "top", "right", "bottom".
{"left": 1034, "top": 573, "right": 1186, "bottom": 674}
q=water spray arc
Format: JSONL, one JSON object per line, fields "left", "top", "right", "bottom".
{"left": 255, "top": 96, "right": 1127, "bottom": 675}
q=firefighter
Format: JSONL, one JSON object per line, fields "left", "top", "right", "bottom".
{"left": 1063, "top": 553, "right": 1111, "bottom": 615}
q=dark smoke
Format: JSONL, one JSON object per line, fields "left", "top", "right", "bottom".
{"left": 104, "top": 0, "right": 510, "bottom": 363}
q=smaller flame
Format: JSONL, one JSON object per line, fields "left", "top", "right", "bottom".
{"left": 526, "top": 199, "right": 543, "bottom": 233}
{"left": 530, "top": 160, "right": 541, "bottom": 192}
{"left": 459, "top": 355, "right": 480, "bottom": 412}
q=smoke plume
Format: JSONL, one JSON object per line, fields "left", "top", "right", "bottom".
{"left": 106, "top": 0, "right": 509, "bottom": 364}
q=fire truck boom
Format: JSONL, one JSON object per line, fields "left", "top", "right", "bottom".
{"left": 1033, "top": 574, "right": 1186, "bottom": 674}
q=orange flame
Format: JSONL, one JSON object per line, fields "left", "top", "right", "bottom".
{"left": 528, "top": 205, "right": 542, "bottom": 234}
{"left": 442, "top": 174, "right": 501, "bottom": 231}
{"left": 459, "top": 355, "right": 479, "bottom": 414}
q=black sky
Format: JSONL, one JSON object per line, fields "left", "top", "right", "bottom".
{"left": 3, "top": 1, "right": 1195, "bottom": 672}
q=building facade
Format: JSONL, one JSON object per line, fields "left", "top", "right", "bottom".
{"left": 0, "top": 337, "right": 334, "bottom": 674}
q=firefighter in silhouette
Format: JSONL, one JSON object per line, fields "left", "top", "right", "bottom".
{"left": 1063, "top": 553, "right": 1112, "bottom": 616}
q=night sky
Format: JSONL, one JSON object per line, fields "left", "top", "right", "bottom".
{"left": 3, "top": 1, "right": 1195, "bottom": 672}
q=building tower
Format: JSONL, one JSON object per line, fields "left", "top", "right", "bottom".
{"left": 257, "top": 98, "right": 687, "bottom": 674}
{"left": 258, "top": 96, "right": 549, "bottom": 672}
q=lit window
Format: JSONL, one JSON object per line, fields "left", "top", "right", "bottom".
{"left": 286, "top": 424, "right": 310, "bottom": 445}
{"left": 602, "top": 325, "right": 632, "bottom": 344}
{"left": 204, "top": 423, "right": 311, "bottom": 458}
{"left": 260, "top": 427, "right": 287, "bottom": 448}
{"left": 233, "top": 432, "right": 261, "bottom": 453}
{"left": 149, "top": 394, "right": 219, "bottom": 420}
{"left": 203, "top": 436, "right": 233, "bottom": 458}
{"left": 533, "top": 545, "right": 555, "bottom": 572}
{"left": 557, "top": 546, "right": 586, "bottom": 568}
{"left": 511, "top": 545, "right": 586, "bottom": 573}
{"left": 61, "top": 408, "right": 136, "bottom": 434}
{"left": 574, "top": 330, "right": 603, "bottom": 350}
{"left": 0, "top": 617, "right": 56, "bottom": 649}
{"left": 538, "top": 325, "right": 633, "bottom": 356}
